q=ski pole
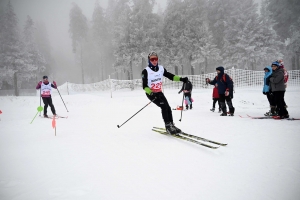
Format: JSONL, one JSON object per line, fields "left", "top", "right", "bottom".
{"left": 179, "top": 83, "right": 185, "bottom": 122}
{"left": 39, "top": 84, "right": 41, "bottom": 116}
{"left": 56, "top": 86, "right": 69, "bottom": 112}
{"left": 117, "top": 98, "right": 156, "bottom": 128}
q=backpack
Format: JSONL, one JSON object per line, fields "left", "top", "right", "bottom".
{"left": 216, "top": 73, "right": 233, "bottom": 84}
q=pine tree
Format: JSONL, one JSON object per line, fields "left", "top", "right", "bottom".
{"left": 91, "top": 0, "right": 109, "bottom": 81}
{"left": 0, "top": 1, "right": 25, "bottom": 95}
{"left": 23, "top": 15, "right": 46, "bottom": 83}
{"left": 69, "top": 3, "right": 88, "bottom": 83}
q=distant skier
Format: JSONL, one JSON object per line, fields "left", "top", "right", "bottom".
{"left": 36, "top": 75, "right": 57, "bottom": 118}
{"left": 178, "top": 80, "right": 193, "bottom": 110}
{"left": 210, "top": 84, "right": 221, "bottom": 113}
{"left": 206, "top": 66, "right": 235, "bottom": 116}
{"left": 141, "top": 51, "right": 188, "bottom": 135}
{"left": 269, "top": 61, "right": 289, "bottom": 119}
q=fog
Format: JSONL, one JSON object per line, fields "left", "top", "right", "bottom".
{"left": 0, "top": 0, "right": 168, "bottom": 83}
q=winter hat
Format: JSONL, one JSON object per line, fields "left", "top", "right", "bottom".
{"left": 271, "top": 61, "right": 279, "bottom": 67}
{"left": 148, "top": 51, "right": 159, "bottom": 71}
{"left": 148, "top": 51, "right": 158, "bottom": 60}
{"left": 43, "top": 75, "right": 48, "bottom": 79}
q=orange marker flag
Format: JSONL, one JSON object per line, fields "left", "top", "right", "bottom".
{"left": 52, "top": 116, "right": 56, "bottom": 136}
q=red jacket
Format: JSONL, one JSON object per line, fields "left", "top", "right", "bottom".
{"left": 212, "top": 87, "right": 219, "bottom": 98}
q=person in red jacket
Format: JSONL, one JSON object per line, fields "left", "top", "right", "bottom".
{"left": 210, "top": 84, "right": 221, "bottom": 112}
{"left": 36, "top": 75, "right": 57, "bottom": 118}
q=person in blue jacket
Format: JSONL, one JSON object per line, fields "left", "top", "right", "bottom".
{"left": 262, "top": 66, "right": 276, "bottom": 116}
{"left": 206, "top": 66, "right": 235, "bottom": 116}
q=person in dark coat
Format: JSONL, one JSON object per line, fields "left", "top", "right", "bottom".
{"left": 269, "top": 61, "right": 289, "bottom": 119}
{"left": 206, "top": 66, "right": 235, "bottom": 116}
{"left": 178, "top": 80, "right": 193, "bottom": 110}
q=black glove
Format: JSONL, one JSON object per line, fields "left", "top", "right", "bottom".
{"left": 180, "top": 77, "right": 188, "bottom": 83}
{"left": 263, "top": 92, "right": 266, "bottom": 95}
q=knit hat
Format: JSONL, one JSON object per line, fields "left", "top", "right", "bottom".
{"left": 43, "top": 75, "right": 48, "bottom": 79}
{"left": 271, "top": 61, "right": 279, "bottom": 67}
{"left": 148, "top": 51, "right": 158, "bottom": 60}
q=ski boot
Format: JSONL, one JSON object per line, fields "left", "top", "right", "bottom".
{"left": 186, "top": 105, "right": 189, "bottom": 110}
{"left": 228, "top": 107, "right": 235, "bottom": 116}
{"left": 44, "top": 114, "right": 49, "bottom": 118}
{"left": 165, "top": 122, "right": 178, "bottom": 135}
{"left": 220, "top": 113, "right": 227, "bottom": 116}
{"left": 172, "top": 122, "right": 182, "bottom": 134}
{"left": 210, "top": 108, "right": 215, "bottom": 112}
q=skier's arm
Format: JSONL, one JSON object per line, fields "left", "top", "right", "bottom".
{"left": 51, "top": 81, "right": 57, "bottom": 89}
{"left": 163, "top": 68, "right": 187, "bottom": 82}
{"left": 225, "top": 74, "right": 232, "bottom": 90}
{"left": 142, "top": 69, "right": 152, "bottom": 95}
{"left": 36, "top": 81, "right": 42, "bottom": 89}
{"left": 207, "top": 78, "right": 217, "bottom": 85}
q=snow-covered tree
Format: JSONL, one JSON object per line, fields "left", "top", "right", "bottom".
{"left": 23, "top": 15, "right": 46, "bottom": 82}
{"left": 69, "top": 3, "right": 88, "bottom": 83}
{"left": 91, "top": 0, "right": 109, "bottom": 81}
{"left": 0, "top": 1, "right": 27, "bottom": 95}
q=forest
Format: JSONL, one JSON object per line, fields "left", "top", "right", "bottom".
{"left": 0, "top": 0, "right": 299, "bottom": 95}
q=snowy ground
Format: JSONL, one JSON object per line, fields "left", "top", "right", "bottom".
{"left": 1, "top": 86, "right": 300, "bottom": 200}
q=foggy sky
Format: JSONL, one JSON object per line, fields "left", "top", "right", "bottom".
{"left": 1, "top": 0, "right": 168, "bottom": 66}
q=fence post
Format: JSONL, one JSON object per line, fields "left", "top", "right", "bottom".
{"left": 109, "top": 75, "right": 112, "bottom": 98}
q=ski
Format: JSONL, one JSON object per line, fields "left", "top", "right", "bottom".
{"left": 152, "top": 129, "right": 219, "bottom": 149}
{"left": 153, "top": 127, "right": 227, "bottom": 146}
{"left": 245, "top": 115, "right": 300, "bottom": 120}
{"left": 272, "top": 117, "right": 300, "bottom": 120}
{"left": 246, "top": 115, "right": 272, "bottom": 119}
{"left": 40, "top": 115, "right": 68, "bottom": 119}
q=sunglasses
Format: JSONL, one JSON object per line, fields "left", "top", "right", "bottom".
{"left": 150, "top": 57, "right": 158, "bottom": 62}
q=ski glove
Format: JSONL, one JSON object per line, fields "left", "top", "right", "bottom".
{"left": 180, "top": 77, "right": 188, "bottom": 83}
{"left": 225, "top": 90, "right": 229, "bottom": 96}
{"left": 205, "top": 78, "right": 210, "bottom": 83}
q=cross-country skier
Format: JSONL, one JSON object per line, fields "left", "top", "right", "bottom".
{"left": 141, "top": 51, "right": 188, "bottom": 135}
{"left": 36, "top": 75, "right": 57, "bottom": 118}
{"left": 178, "top": 80, "right": 193, "bottom": 110}
{"left": 206, "top": 66, "right": 235, "bottom": 116}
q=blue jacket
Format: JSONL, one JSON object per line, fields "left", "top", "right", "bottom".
{"left": 263, "top": 66, "right": 272, "bottom": 93}
{"left": 209, "top": 66, "right": 233, "bottom": 95}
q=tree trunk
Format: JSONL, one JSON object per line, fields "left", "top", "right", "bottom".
{"left": 291, "top": 55, "right": 295, "bottom": 70}
{"left": 13, "top": 72, "right": 19, "bottom": 96}
{"left": 204, "top": 57, "right": 208, "bottom": 74}
{"left": 175, "top": 66, "right": 178, "bottom": 74}
{"left": 296, "top": 53, "right": 299, "bottom": 70}
{"left": 142, "top": 57, "right": 146, "bottom": 71}
{"left": 80, "top": 42, "right": 85, "bottom": 84}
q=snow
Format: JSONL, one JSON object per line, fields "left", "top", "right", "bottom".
{"left": 1, "top": 86, "right": 300, "bottom": 200}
